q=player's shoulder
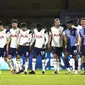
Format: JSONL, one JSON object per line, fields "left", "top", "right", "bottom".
{"left": 65, "top": 29, "right": 69, "bottom": 33}
{"left": 78, "top": 25, "right": 82, "bottom": 29}
{"left": 79, "top": 28, "right": 83, "bottom": 32}
{"left": 5, "top": 29, "right": 10, "bottom": 33}
{"left": 10, "top": 28, "right": 13, "bottom": 31}
{"left": 50, "top": 26, "right": 55, "bottom": 29}
{"left": 50, "top": 26, "right": 55, "bottom": 32}
{"left": 19, "top": 29, "right": 23, "bottom": 33}
{"left": 17, "top": 28, "right": 20, "bottom": 31}
{"left": 33, "top": 28, "right": 37, "bottom": 32}
{"left": 59, "top": 26, "right": 64, "bottom": 30}
{"left": 27, "top": 29, "right": 32, "bottom": 34}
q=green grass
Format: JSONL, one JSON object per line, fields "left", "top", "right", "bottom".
{"left": 0, "top": 70, "right": 85, "bottom": 85}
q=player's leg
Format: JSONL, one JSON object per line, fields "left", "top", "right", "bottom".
{"left": 72, "top": 46, "right": 78, "bottom": 74}
{"left": 56, "top": 47, "right": 63, "bottom": 74}
{"left": 52, "top": 47, "right": 60, "bottom": 74}
{"left": 64, "top": 51, "right": 70, "bottom": 73}
{"left": 40, "top": 49, "right": 46, "bottom": 74}
{"left": 7, "top": 48, "right": 15, "bottom": 74}
{"left": 78, "top": 53, "right": 81, "bottom": 73}
{"left": 64, "top": 46, "right": 71, "bottom": 73}
{"left": 16, "top": 45, "right": 23, "bottom": 74}
{"left": 3, "top": 44, "right": 8, "bottom": 62}
{"left": 0, "top": 48, "right": 5, "bottom": 73}
{"left": 81, "top": 56, "right": 85, "bottom": 75}
{"left": 80, "top": 45, "right": 85, "bottom": 75}
{"left": 24, "top": 46, "right": 30, "bottom": 74}
{"left": 29, "top": 47, "right": 39, "bottom": 74}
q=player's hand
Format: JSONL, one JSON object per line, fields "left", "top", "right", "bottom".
{"left": 64, "top": 46, "right": 67, "bottom": 51}
{"left": 47, "top": 44, "right": 51, "bottom": 51}
{"left": 23, "top": 42, "right": 28, "bottom": 46}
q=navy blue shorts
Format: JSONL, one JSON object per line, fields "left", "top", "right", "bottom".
{"left": 80, "top": 45, "right": 85, "bottom": 56}
{"left": 8, "top": 48, "right": 17, "bottom": 56}
{"left": 17, "top": 45, "right": 29, "bottom": 57}
{"left": 33, "top": 47, "right": 45, "bottom": 56}
{"left": 0, "top": 48, "right": 4, "bottom": 57}
{"left": 65, "top": 46, "right": 78, "bottom": 55}
{"left": 52, "top": 47, "right": 63, "bottom": 56}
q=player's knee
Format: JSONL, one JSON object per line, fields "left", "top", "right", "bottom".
{"left": 53, "top": 53, "right": 57, "bottom": 59}
{"left": 41, "top": 56, "right": 45, "bottom": 60}
{"left": 8, "top": 55, "right": 12, "bottom": 60}
{"left": 16, "top": 55, "right": 21, "bottom": 59}
{"left": 33, "top": 54, "right": 37, "bottom": 58}
{"left": 64, "top": 52, "right": 69, "bottom": 58}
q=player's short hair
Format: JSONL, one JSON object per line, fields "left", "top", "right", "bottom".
{"left": 54, "top": 18, "right": 60, "bottom": 22}
{"left": 12, "top": 19, "right": 18, "bottom": 24}
{"left": 20, "top": 22, "right": 27, "bottom": 28}
{"left": 80, "top": 17, "right": 85, "bottom": 21}
{"left": 36, "top": 23, "right": 42, "bottom": 28}
{"left": 73, "top": 17, "right": 79, "bottom": 22}
{"left": 66, "top": 20, "right": 73, "bottom": 24}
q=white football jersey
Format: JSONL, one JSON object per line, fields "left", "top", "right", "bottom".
{"left": 33, "top": 28, "right": 47, "bottom": 48}
{"left": 18, "top": 29, "right": 32, "bottom": 46}
{"left": 50, "top": 26, "right": 64, "bottom": 47}
{"left": 9, "top": 28, "right": 20, "bottom": 48}
{"left": 0, "top": 29, "right": 7, "bottom": 48}
{"left": 72, "top": 25, "right": 82, "bottom": 33}
{"left": 72, "top": 25, "right": 82, "bottom": 45}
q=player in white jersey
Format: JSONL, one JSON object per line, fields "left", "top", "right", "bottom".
{"left": 29, "top": 24, "right": 48, "bottom": 74}
{"left": 17, "top": 22, "right": 32, "bottom": 74}
{"left": 0, "top": 21, "right": 8, "bottom": 72}
{"left": 48, "top": 18, "right": 64, "bottom": 74}
{"left": 7, "top": 19, "right": 21, "bottom": 74}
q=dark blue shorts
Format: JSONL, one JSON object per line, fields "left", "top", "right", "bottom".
{"left": 17, "top": 45, "right": 29, "bottom": 57}
{"left": 52, "top": 47, "right": 63, "bottom": 56}
{"left": 33, "top": 47, "right": 45, "bottom": 56}
{"left": 0, "top": 48, "right": 4, "bottom": 57}
{"left": 8, "top": 48, "right": 17, "bottom": 56}
{"left": 80, "top": 45, "right": 85, "bottom": 56}
{"left": 65, "top": 46, "right": 78, "bottom": 55}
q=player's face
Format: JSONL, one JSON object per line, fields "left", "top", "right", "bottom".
{"left": 0, "top": 25, "right": 4, "bottom": 31}
{"left": 12, "top": 23, "right": 18, "bottom": 29}
{"left": 81, "top": 20, "right": 85, "bottom": 28}
{"left": 66, "top": 23, "right": 72, "bottom": 29}
{"left": 73, "top": 19, "right": 79, "bottom": 26}
{"left": 22, "top": 27, "right": 27, "bottom": 31}
{"left": 54, "top": 20, "right": 60, "bottom": 27}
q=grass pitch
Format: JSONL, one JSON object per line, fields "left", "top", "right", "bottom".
{"left": 0, "top": 70, "right": 85, "bottom": 85}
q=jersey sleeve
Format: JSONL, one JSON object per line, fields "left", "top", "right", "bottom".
{"left": 6, "top": 29, "right": 11, "bottom": 38}
{"left": 44, "top": 30, "right": 48, "bottom": 45}
{"left": 28, "top": 30, "right": 32, "bottom": 44}
{"left": 30, "top": 30, "right": 36, "bottom": 46}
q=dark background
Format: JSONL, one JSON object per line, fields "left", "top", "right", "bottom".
{"left": 0, "top": 0, "right": 85, "bottom": 27}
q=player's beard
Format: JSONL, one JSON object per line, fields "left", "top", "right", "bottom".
{"left": 37, "top": 27, "right": 42, "bottom": 32}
